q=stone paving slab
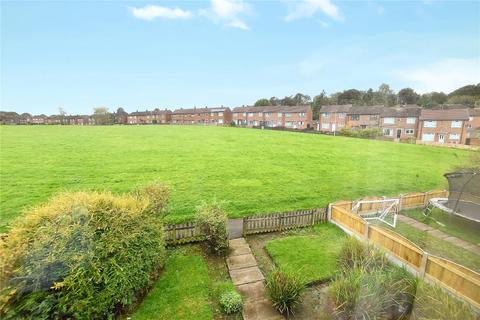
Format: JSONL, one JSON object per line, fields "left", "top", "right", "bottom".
{"left": 237, "top": 281, "right": 267, "bottom": 302}
{"left": 229, "top": 238, "right": 247, "bottom": 249}
{"left": 230, "top": 266, "right": 265, "bottom": 285}
{"left": 242, "top": 299, "right": 284, "bottom": 320}
{"left": 227, "top": 254, "right": 258, "bottom": 271}
{"left": 230, "top": 245, "right": 252, "bottom": 256}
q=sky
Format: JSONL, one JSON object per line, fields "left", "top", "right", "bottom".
{"left": 1, "top": 0, "right": 479, "bottom": 115}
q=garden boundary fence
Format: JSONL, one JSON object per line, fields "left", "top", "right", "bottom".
{"left": 164, "top": 222, "right": 205, "bottom": 244}
{"left": 242, "top": 208, "right": 326, "bottom": 235}
{"left": 328, "top": 190, "right": 480, "bottom": 310}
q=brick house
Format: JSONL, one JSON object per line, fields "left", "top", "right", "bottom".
{"left": 171, "top": 107, "right": 232, "bottom": 125}
{"left": 467, "top": 108, "right": 480, "bottom": 146}
{"left": 380, "top": 105, "right": 421, "bottom": 141}
{"left": 66, "top": 115, "right": 94, "bottom": 125}
{"left": 346, "top": 106, "right": 384, "bottom": 130}
{"left": 318, "top": 105, "right": 352, "bottom": 133}
{"left": 128, "top": 109, "right": 172, "bottom": 124}
{"left": 417, "top": 109, "right": 470, "bottom": 145}
{"left": 32, "top": 114, "right": 47, "bottom": 124}
{"left": 45, "top": 115, "right": 62, "bottom": 125}
{"left": 232, "top": 105, "right": 312, "bottom": 129}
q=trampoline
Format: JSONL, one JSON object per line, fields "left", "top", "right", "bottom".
{"left": 438, "top": 171, "right": 480, "bottom": 223}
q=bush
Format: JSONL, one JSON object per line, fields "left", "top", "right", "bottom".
{"left": 266, "top": 270, "right": 305, "bottom": 316}
{"left": 195, "top": 201, "right": 228, "bottom": 255}
{"left": 331, "top": 237, "right": 417, "bottom": 320}
{"left": 0, "top": 187, "right": 167, "bottom": 319}
{"left": 340, "top": 127, "right": 382, "bottom": 139}
{"left": 219, "top": 290, "right": 243, "bottom": 314}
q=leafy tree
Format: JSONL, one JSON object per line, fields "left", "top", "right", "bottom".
{"left": 254, "top": 98, "right": 270, "bottom": 106}
{"left": 418, "top": 92, "right": 448, "bottom": 108}
{"left": 93, "top": 107, "right": 112, "bottom": 125}
{"left": 362, "top": 88, "right": 374, "bottom": 106}
{"left": 398, "top": 88, "right": 419, "bottom": 105}
{"left": 338, "top": 89, "right": 363, "bottom": 105}
{"left": 292, "top": 93, "right": 311, "bottom": 105}
{"left": 312, "top": 90, "right": 329, "bottom": 120}
{"left": 269, "top": 97, "right": 280, "bottom": 106}
{"left": 375, "top": 83, "right": 396, "bottom": 106}
{"left": 446, "top": 95, "right": 478, "bottom": 107}
{"left": 58, "top": 107, "right": 66, "bottom": 124}
{"left": 448, "top": 84, "right": 480, "bottom": 97}
{"left": 115, "top": 107, "right": 128, "bottom": 124}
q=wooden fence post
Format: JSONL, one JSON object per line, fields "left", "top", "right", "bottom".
{"left": 327, "top": 204, "right": 332, "bottom": 222}
{"left": 242, "top": 218, "right": 247, "bottom": 237}
{"left": 419, "top": 252, "right": 429, "bottom": 278}
{"left": 423, "top": 192, "right": 428, "bottom": 206}
{"left": 364, "top": 222, "right": 370, "bottom": 240}
{"left": 398, "top": 194, "right": 403, "bottom": 212}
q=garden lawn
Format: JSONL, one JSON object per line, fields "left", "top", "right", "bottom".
{"left": 265, "top": 223, "right": 347, "bottom": 284}
{"left": 401, "top": 208, "right": 480, "bottom": 246}
{"left": 384, "top": 221, "right": 480, "bottom": 272}
{"left": 133, "top": 247, "right": 213, "bottom": 320}
{"left": 0, "top": 125, "right": 471, "bottom": 231}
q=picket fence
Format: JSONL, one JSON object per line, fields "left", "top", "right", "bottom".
{"left": 243, "top": 209, "right": 326, "bottom": 235}
{"left": 329, "top": 192, "right": 480, "bottom": 310}
{"left": 164, "top": 222, "right": 205, "bottom": 244}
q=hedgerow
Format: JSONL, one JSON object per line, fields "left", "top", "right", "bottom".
{"left": 195, "top": 201, "right": 228, "bottom": 256}
{"left": 0, "top": 184, "right": 168, "bottom": 319}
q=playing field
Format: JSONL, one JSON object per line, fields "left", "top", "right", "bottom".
{"left": 0, "top": 125, "right": 470, "bottom": 231}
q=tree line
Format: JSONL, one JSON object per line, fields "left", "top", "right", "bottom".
{"left": 253, "top": 84, "right": 480, "bottom": 119}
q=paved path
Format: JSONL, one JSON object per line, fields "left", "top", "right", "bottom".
{"left": 398, "top": 215, "right": 480, "bottom": 255}
{"left": 227, "top": 238, "right": 283, "bottom": 320}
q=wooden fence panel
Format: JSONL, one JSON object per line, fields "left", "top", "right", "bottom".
{"left": 243, "top": 209, "right": 326, "bottom": 235}
{"left": 164, "top": 222, "right": 205, "bottom": 244}
{"left": 425, "top": 190, "right": 448, "bottom": 202}
{"left": 355, "top": 196, "right": 385, "bottom": 214}
{"left": 331, "top": 206, "right": 366, "bottom": 236}
{"left": 400, "top": 192, "right": 426, "bottom": 209}
{"left": 425, "top": 255, "right": 480, "bottom": 309}
{"left": 368, "top": 225, "right": 423, "bottom": 268}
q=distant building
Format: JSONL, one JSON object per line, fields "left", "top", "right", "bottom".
{"left": 346, "top": 106, "right": 384, "bottom": 130}
{"left": 232, "top": 105, "right": 312, "bottom": 129}
{"left": 418, "top": 109, "right": 469, "bottom": 145}
{"left": 171, "top": 107, "right": 231, "bottom": 125}
{"left": 379, "top": 105, "right": 421, "bottom": 141}
{"left": 128, "top": 109, "right": 172, "bottom": 124}
{"left": 467, "top": 108, "right": 480, "bottom": 146}
{"left": 318, "top": 105, "right": 352, "bottom": 133}
{"left": 32, "top": 114, "right": 47, "bottom": 124}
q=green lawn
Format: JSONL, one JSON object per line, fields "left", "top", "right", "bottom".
{"left": 265, "top": 223, "right": 347, "bottom": 284}
{"left": 0, "top": 125, "right": 471, "bottom": 231}
{"left": 384, "top": 222, "right": 480, "bottom": 272}
{"left": 133, "top": 245, "right": 240, "bottom": 320}
{"left": 401, "top": 208, "right": 480, "bottom": 246}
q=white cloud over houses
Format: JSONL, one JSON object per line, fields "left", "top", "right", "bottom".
{"left": 398, "top": 58, "right": 480, "bottom": 94}
{"left": 199, "top": 0, "right": 252, "bottom": 30}
{"left": 131, "top": 5, "right": 192, "bottom": 21}
{"left": 285, "top": 0, "right": 344, "bottom": 22}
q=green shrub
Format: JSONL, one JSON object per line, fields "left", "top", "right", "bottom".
{"left": 341, "top": 127, "right": 382, "bottom": 139}
{"left": 337, "top": 237, "right": 388, "bottom": 272}
{"left": 266, "top": 270, "right": 305, "bottom": 316}
{"left": 195, "top": 201, "right": 228, "bottom": 255}
{"left": 219, "top": 290, "right": 243, "bottom": 314}
{"left": 410, "top": 281, "right": 477, "bottom": 320}
{"left": 0, "top": 187, "right": 167, "bottom": 319}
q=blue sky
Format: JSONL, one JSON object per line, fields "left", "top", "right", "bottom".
{"left": 1, "top": 0, "right": 479, "bottom": 115}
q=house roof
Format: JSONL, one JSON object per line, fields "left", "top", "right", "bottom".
{"left": 232, "top": 105, "right": 311, "bottom": 113}
{"left": 129, "top": 109, "right": 170, "bottom": 116}
{"left": 380, "top": 106, "right": 421, "bottom": 118}
{"left": 172, "top": 107, "right": 229, "bottom": 114}
{"left": 419, "top": 109, "right": 470, "bottom": 121}
{"left": 347, "top": 106, "right": 384, "bottom": 115}
{"left": 319, "top": 105, "right": 352, "bottom": 113}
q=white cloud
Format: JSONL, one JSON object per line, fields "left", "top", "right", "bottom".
{"left": 131, "top": 5, "right": 192, "bottom": 21}
{"left": 285, "top": 0, "right": 344, "bottom": 22}
{"left": 398, "top": 58, "right": 480, "bottom": 93}
{"left": 200, "top": 0, "right": 251, "bottom": 30}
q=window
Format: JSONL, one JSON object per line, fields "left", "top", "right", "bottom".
{"left": 243, "top": 113, "right": 246, "bottom": 117}
{"left": 285, "top": 121, "right": 293, "bottom": 127}
{"left": 278, "top": 113, "right": 283, "bottom": 117}
{"left": 383, "top": 128, "right": 392, "bottom": 136}
{"left": 248, "top": 112, "right": 254, "bottom": 116}
{"left": 285, "top": 113, "right": 292, "bottom": 118}
{"left": 424, "top": 121, "right": 437, "bottom": 128}
{"left": 249, "top": 120, "right": 254, "bottom": 126}
{"left": 233, "top": 113, "right": 237, "bottom": 118}
{"left": 218, "top": 119, "right": 223, "bottom": 124}
{"left": 322, "top": 112, "right": 329, "bottom": 118}
{"left": 449, "top": 133, "right": 460, "bottom": 140}
{"left": 422, "top": 133, "right": 435, "bottom": 141}
{"left": 451, "top": 121, "right": 462, "bottom": 128}
{"left": 370, "top": 115, "right": 378, "bottom": 120}
{"left": 350, "top": 115, "right": 360, "bottom": 121}
{"left": 406, "top": 129, "right": 414, "bottom": 135}
{"left": 383, "top": 117, "right": 394, "bottom": 124}
{"left": 258, "top": 112, "right": 262, "bottom": 116}
{"left": 322, "top": 123, "right": 330, "bottom": 129}
{"left": 265, "top": 112, "right": 272, "bottom": 117}
{"left": 299, "top": 121, "right": 304, "bottom": 125}
{"left": 338, "top": 112, "right": 345, "bottom": 118}
{"left": 338, "top": 123, "right": 344, "bottom": 128}
{"left": 407, "top": 117, "right": 416, "bottom": 124}
{"left": 299, "top": 113, "right": 305, "bottom": 117}
{"left": 218, "top": 112, "right": 223, "bottom": 116}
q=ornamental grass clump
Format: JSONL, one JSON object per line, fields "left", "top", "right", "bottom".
{"left": 266, "top": 270, "right": 305, "bottom": 316}
{"left": 0, "top": 184, "right": 168, "bottom": 319}
{"left": 195, "top": 201, "right": 228, "bottom": 255}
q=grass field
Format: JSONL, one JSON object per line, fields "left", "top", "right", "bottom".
{"left": 265, "top": 223, "right": 346, "bottom": 284}
{"left": 0, "top": 125, "right": 471, "bottom": 231}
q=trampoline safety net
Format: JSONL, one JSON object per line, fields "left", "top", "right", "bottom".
{"left": 444, "top": 171, "right": 480, "bottom": 222}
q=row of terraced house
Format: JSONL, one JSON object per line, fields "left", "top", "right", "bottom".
{"left": 317, "top": 104, "right": 480, "bottom": 146}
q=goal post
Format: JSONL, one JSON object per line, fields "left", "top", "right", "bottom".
{"left": 352, "top": 198, "right": 399, "bottom": 228}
